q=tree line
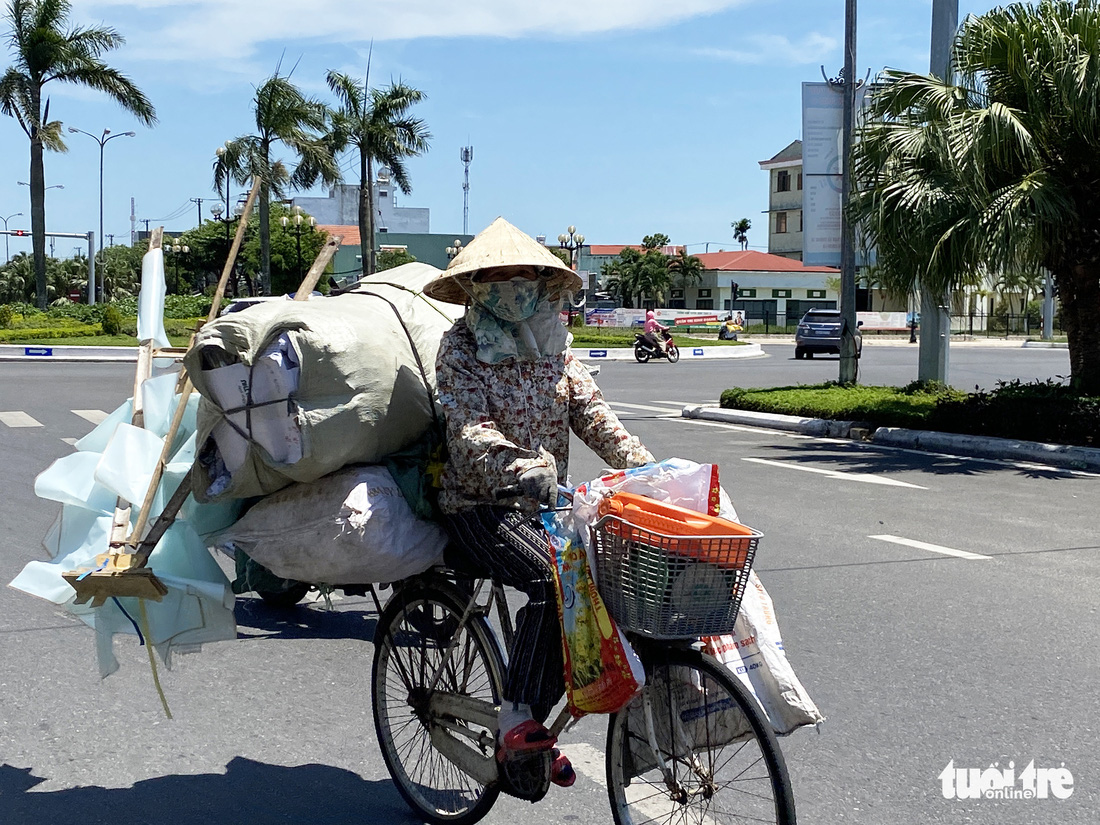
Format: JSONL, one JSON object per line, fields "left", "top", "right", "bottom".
{"left": 0, "top": 0, "right": 430, "bottom": 310}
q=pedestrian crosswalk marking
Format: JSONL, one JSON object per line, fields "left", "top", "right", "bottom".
{"left": 0, "top": 411, "right": 42, "bottom": 428}
{"left": 72, "top": 409, "right": 109, "bottom": 425}
{"left": 61, "top": 438, "right": 79, "bottom": 446}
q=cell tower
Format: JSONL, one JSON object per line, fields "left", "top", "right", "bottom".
{"left": 460, "top": 145, "right": 474, "bottom": 234}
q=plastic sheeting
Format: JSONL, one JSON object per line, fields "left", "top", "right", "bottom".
{"left": 9, "top": 247, "right": 242, "bottom": 677}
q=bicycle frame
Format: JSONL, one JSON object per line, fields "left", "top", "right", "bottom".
{"left": 382, "top": 569, "right": 687, "bottom": 798}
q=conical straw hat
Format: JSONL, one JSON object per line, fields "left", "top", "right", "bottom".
{"left": 422, "top": 216, "right": 583, "bottom": 304}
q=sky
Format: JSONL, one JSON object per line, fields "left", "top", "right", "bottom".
{"left": 0, "top": 0, "right": 1003, "bottom": 262}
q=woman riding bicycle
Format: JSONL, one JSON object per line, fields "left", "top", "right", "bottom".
{"left": 423, "top": 217, "right": 655, "bottom": 784}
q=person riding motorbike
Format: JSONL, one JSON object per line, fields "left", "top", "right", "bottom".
{"left": 423, "top": 217, "right": 655, "bottom": 787}
{"left": 642, "top": 310, "right": 670, "bottom": 354}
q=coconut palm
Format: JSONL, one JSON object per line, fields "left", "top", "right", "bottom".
{"left": 851, "top": 0, "right": 1100, "bottom": 393}
{"left": 731, "top": 218, "right": 751, "bottom": 250}
{"left": 0, "top": 0, "right": 155, "bottom": 309}
{"left": 219, "top": 71, "right": 340, "bottom": 294}
{"left": 668, "top": 248, "right": 705, "bottom": 292}
{"left": 326, "top": 70, "right": 431, "bottom": 276}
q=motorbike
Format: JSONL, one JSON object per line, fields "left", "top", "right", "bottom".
{"left": 718, "top": 318, "right": 743, "bottom": 340}
{"left": 634, "top": 329, "right": 680, "bottom": 363}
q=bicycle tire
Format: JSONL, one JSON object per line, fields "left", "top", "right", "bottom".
{"left": 606, "top": 647, "right": 796, "bottom": 825}
{"left": 372, "top": 579, "right": 505, "bottom": 825}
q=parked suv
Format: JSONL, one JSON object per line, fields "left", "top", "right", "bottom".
{"left": 794, "top": 309, "right": 862, "bottom": 359}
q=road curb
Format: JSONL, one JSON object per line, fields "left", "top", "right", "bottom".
{"left": 574, "top": 343, "right": 763, "bottom": 361}
{"left": 681, "top": 405, "right": 1100, "bottom": 472}
{"left": 0, "top": 344, "right": 139, "bottom": 362}
{"left": 0, "top": 342, "right": 766, "bottom": 363}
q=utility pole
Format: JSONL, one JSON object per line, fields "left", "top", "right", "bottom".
{"left": 838, "top": 0, "right": 859, "bottom": 384}
{"left": 918, "top": 0, "right": 958, "bottom": 384}
{"left": 130, "top": 197, "right": 136, "bottom": 245}
{"left": 190, "top": 197, "right": 204, "bottom": 226}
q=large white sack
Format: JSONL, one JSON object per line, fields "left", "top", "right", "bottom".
{"left": 184, "top": 262, "right": 463, "bottom": 502}
{"left": 211, "top": 465, "right": 447, "bottom": 585}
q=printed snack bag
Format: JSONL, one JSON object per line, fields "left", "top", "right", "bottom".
{"left": 543, "top": 510, "right": 644, "bottom": 716}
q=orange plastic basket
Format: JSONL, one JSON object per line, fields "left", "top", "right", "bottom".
{"left": 591, "top": 492, "right": 760, "bottom": 639}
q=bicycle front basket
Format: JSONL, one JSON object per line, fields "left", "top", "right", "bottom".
{"left": 591, "top": 515, "right": 759, "bottom": 639}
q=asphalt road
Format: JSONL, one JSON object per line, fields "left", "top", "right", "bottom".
{"left": 1, "top": 349, "right": 1095, "bottom": 825}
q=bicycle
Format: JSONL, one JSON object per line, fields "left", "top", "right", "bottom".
{"left": 369, "top": 493, "right": 797, "bottom": 825}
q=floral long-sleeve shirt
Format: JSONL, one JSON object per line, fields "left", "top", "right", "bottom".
{"left": 436, "top": 320, "right": 654, "bottom": 514}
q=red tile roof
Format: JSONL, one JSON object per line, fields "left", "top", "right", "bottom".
{"left": 695, "top": 250, "right": 838, "bottom": 273}
{"left": 316, "top": 224, "right": 361, "bottom": 247}
{"left": 587, "top": 244, "right": 686, "bottom": 256}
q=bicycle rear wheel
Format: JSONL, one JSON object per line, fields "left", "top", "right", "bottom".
{"left": 606, "top": 647, "right": 796, "bottom": 825}
{"left": 372, "top": 579, "right": 505, "bottom": 825}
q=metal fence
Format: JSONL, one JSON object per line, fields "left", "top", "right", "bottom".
{"left": 950, "top": 310, "right": 1063, "bottom": 338}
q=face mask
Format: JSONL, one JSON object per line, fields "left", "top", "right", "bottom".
{"left": 465, "top": 278, "right": 545, "bottom": 322}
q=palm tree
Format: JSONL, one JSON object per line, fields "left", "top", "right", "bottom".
{"left": 668, "top": 248, "right": 705, "bottom": 295}
{"left": 731, "top": 218, "right": 751, "bottom": 250}
{"left": 0, "top": 0, "right": 155, "bottom": 309}
{"left": 851, "top": 0, "right": 1100, "bottom": 393}
{"left": 326, "top": 70, "right": 431, "bottom": 276}
{"left": 219, "top": 71, "right": 339, "bottom": 294}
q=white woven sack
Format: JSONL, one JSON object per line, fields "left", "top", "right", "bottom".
{"left": 213, "top": 466, "right": 446, "bottom": 584}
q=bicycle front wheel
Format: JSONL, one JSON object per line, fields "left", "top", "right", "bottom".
{"left": 606, "top": 647, "right": 796, "bottom": 825}
{"left": 372, "top": 580, "right": 505, "bottom": 825}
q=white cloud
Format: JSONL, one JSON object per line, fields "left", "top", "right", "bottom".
{"left": 74, "top": 0, "right": 753, "bottom": 66}
{"left": 692, "top": 32, "right": 837, "bottom": 65}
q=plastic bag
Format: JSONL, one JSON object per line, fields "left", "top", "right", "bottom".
{"left": 543, "top": 509, "right": 644, "bottom": 716}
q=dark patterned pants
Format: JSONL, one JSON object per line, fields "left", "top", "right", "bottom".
{"left": 440, "top": 506, "right": 564, "bottom": 723}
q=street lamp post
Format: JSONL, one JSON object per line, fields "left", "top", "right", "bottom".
{"left": 1, "top": 212, "right": 23, "bottom": 263}
{"left": 210, "top": 199, "right": 245, "bottom": 297}
{"left": 445, "top": 238, "right": 463, "bottom": 262}
{"left": 68, "top": 127, "right": 136, "bottom": 304}
{"left": 164, "top": 236, "right": 191, "bottom": 294}
{"left": 558, "top": 226, "right": 585, "bottom": 324}
{"left": 280, "top": 205, "right": 315, "bottom": 285}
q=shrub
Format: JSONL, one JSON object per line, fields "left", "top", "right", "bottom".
{"left": 0, "top": 305, "right": 12, "bottom": 329}
{"left": 101, "top": 305, "right": 123, "bottom": 335}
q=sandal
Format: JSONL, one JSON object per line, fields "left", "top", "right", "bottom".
{"left": 498, "top": 719, "right": 556, "bottom": 756}
{"left": 550, "top": 748, "right": 576, "bottom": 788}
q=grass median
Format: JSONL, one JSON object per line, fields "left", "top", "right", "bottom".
{"left": 720, "top": 380, "right": 1098, "bottom": 448}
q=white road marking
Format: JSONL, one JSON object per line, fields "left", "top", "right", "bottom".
{"left": 611, "top": 402, "right": 685, "bottom": 415}
{"left": 559, "top": 741, "right": 606, "bottom": 786}
{"left": 0, "top": 411, "right": 42, "bottom": 428}
{"left": 743, "top": 457, "right": 928, "bottom": 488}
{"left": 681, "top": 418, "right": 814, "bottom": 440}
{"left": 72, "top": 409, "right": 109, "bottom": 425}
{"left": 869, "top": 534, "right": 992, "bottom": 560}
{"left": 560, "top": 741, "right": 701, "bottom": 823}
{"left": 61, "top": 438, "right": 79, "bottom": 446}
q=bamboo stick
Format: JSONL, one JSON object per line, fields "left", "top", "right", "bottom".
{"left": 293, "top": 235, "right": 343, "bottom": 299}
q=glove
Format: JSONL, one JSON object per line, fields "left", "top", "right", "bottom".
{"left": 518, "top": 466, "right": 558, "bottom": 505}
